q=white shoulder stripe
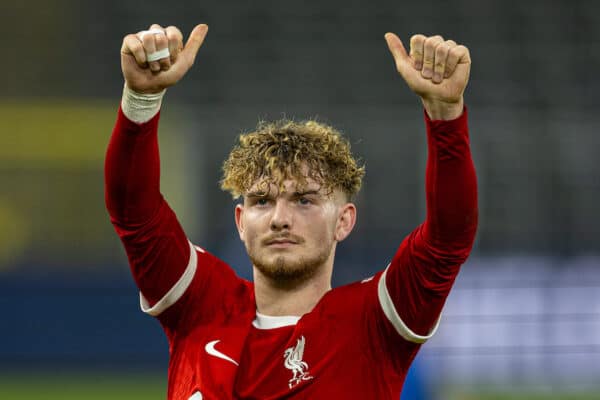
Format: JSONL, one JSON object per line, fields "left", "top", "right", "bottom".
{"left": 140, "top": 240, "right": 198, "bottom": 317}
{"left": 377, "top": 264, "right": 441, "bottom": 344}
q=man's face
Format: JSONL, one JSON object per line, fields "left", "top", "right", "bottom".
{"left": 235, "top": 177, "right": 355, "bottom": 283}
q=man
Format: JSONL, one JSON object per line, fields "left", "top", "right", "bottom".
{"left": 105, "top": 23, "right": 477, "bottom": 399}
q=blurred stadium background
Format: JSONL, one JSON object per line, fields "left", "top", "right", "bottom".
{"left": 2, "top": 0, "right": 599, "bottom": 398}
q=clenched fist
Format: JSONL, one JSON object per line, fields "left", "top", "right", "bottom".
{"left": 120, "top": 23, "right": 209, "bottom": 94}
{"left": 385, "top": 33, "right": 471, "bottom": 120}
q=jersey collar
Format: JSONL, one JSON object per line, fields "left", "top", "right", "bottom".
{"left": 253, "top": 311, "right": 301, "bottom": 329}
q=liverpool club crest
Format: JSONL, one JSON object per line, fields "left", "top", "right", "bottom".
{"left": 283, "top": 336, "right": 313, "bottom": 388}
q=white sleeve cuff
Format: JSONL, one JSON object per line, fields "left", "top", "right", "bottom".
{"left": 121, "top": 83, "right": 166, "bottom": 124}
{"left": 377, "top": 264, "right": 441, "bottom": 344}
{"left": 140, "top": 240, "right": 198, "bottom": 317}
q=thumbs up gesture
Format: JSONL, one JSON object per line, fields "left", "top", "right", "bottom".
{"left": 385, "top": 33, "right": 471, "bottom": 120}
{"left": 120, "top": 24, "right": 209, "bottom": 94}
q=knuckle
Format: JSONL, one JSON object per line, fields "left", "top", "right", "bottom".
{"left": 166, "top": 29, "right": 183, "bottom": 49}
{"left": 425, "top": 35, "right": 444, "bottom": 47}
{"left": 435, "top": 43, "right": 450, "bottom": 56}
{"left": 141, "top": 34, "right": 153, "bottom": 46}
{"left": 166, "top": 26, "right": 183, "bottom": 36}
{"left": 155, "top": 34, "right": 168, "bottom": 47}
{"left": 411, "top": 33, "right": 426, "bottom": 41}
{"left": 450, "top": 45, "right": 469, "bottom": 61}
{"left": 410, "top": 34, "right": 426, "bottom": 47}
{"left": 130, "top": 42, "right": 144, "bottom": 54}
{"left": 425, "top": 36, "right": 444, "bottom": 50}
{"left": 448, "top": 46, "right": 460, "bottom": 58}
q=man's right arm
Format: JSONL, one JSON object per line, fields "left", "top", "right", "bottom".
{"left": 104, "top": 23, "right": 209, "bottom": 316}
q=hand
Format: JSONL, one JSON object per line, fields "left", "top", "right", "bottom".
{"left": 120, "top": 24, "right": 209, "bottom": 94}
{"left": 385, "top": 33, "right": 471, "bottom": 120}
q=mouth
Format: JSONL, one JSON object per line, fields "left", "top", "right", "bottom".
{"left": 264, "top": 236, "right": 301, "bottom": 248}
{"left": 266, "top": 239, "right": 297, "bottom": 248}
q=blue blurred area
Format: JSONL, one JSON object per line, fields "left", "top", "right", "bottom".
{"left": 1, "top": 272, "right": 167, "bottom": 371}
{"left": 401, "top": 357, "right": 429, "bottom": 400}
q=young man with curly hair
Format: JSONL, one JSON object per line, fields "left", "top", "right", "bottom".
{"left": 105, "top": 23, "right": 477, "bottom": 399}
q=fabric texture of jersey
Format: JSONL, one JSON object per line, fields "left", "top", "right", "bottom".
{"left": 105, "top": 107, "right": 478, "bottom": 399}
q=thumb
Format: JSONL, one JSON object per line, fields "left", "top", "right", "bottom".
{"left": 180, "top": 24, "right": 209, "bottom": 66}
{"left": 384, "top": 33, "right": 412, "bottom": 77}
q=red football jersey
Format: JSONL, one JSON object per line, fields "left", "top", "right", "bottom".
{"left": 105, "top": 107, "right": 477, "bottom": 399}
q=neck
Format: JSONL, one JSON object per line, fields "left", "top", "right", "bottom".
{"left": 253, "top": 254, "right": 334, "bottom": 317}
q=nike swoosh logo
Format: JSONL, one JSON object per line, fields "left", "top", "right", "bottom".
{"left": 205, "top": 340, "right": 239, "bottom": 366}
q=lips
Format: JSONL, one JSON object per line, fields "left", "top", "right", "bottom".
{"left": 266, "top": 239, "right": 297, "bottom": 246}
{"left": 263, "top": 235, "right": 302, "bottom": 246}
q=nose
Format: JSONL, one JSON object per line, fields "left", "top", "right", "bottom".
{"left": 270, "top": 199, "right": 292, "bottom": 231}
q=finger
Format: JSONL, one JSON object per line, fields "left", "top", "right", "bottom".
{"left": 121, "top": 34, "right": 147, "bottom": 67}
{"left": 384, "top": 32, "right": 412, "bottom": 77}
{"left": 433, "top": 42, "right": 450, "bottom": 83}
{"left": 174, "top": 24, "right": 209, "bottom": 73}
{"left": 445, "top": 44, "right": 470, "bottom": 78}
{"left": 165, "top": 25, "right": 184, "bottom": 64}
{"left": 139, "top": 28, "right": 161, "bottom": 72}
{"left": 409, "top": 34, "right": 426, "bottom": 70}
{"left": 421, "top": 35, "right": 444, "bottom": 79}
{"left": 150, "top": 25, "right": 171, "bottom": 71}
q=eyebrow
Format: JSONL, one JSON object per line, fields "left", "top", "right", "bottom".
{"left": 246, "top": 191, "right": 268, "bottom": 198}
{"left": 245, "top": 189, "right": 322, "bottom": 198}
{"left": 292, "top": 190, "right": 321, "bottom": 196}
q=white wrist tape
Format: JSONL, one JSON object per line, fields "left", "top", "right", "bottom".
{"left": 137, "top": 28, "right": 165, "bottom": 41}
{"left": 121, "top": 84, "right": 166, "bottom": 124}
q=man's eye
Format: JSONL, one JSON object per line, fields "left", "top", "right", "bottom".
{"left": 256, "top": 198, "right": 269, "bottom": 205}
{"left": 298, "top": 197, "right": 311, "bottom": 205}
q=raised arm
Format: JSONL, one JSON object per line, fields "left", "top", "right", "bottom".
{"left": 377, "top": 33, "right": 478, "bottom": 342}
{"left": 105, "top": 24, "right": 208, "bottom": 312}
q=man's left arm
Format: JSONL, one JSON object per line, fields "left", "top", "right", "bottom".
{"left": 376, "top": 33, "right": 478, "bottom": 343}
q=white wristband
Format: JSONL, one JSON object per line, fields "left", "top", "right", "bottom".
{"left": 121, "top": 84, "right": 166, "bottom": 124}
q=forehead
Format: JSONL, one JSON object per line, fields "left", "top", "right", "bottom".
{"left": 246, "top": 176, "right": 324, "bottom": 196}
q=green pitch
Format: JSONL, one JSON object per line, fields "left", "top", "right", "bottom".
{"left": 445, "top": 387, "right": 600, "bottom": 400}
{"left": 0, "top": 373, "right": 167, "bottom": 400}
{"left": 1, "top": 374, "right": 598, "bottom": 399}
{"left": 449, "top": 394, "right": 599, "bottom": 400}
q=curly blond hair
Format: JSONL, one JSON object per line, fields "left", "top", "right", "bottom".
{"left": 221, "top": 119, "right": 365, "bottom": 201}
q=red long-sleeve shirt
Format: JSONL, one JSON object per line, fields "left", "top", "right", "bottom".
{"left": 105, "top": 107, "right": 477, "bottom": 399}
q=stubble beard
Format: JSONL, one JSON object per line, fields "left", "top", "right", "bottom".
{"left": 248, "top": 243, "right": 332, "bottom": 285}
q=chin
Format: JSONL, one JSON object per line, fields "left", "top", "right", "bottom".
{"left": 252, "top": 255, "right": 320, "bottom": 283}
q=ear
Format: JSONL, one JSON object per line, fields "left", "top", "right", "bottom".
{"left": 334, "top": 202, "right": 356, "bottom": 242}
{"left": 234, "top": 203, "right": 246, "bottom": 242}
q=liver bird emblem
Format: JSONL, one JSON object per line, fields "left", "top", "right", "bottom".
{"left": 283, "top": 336, "right": 313, "bottom": 388}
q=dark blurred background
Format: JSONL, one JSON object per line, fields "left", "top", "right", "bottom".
{"left": 1, "top": 0, "right": 598, "bottom": 398}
